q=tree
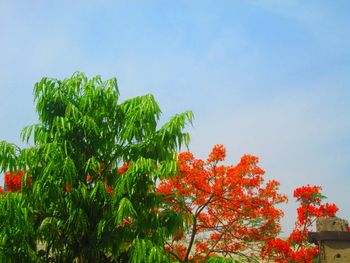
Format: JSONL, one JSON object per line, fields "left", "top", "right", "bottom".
{"left": 261, "top": 185, "right": 338, "bottom": 263}
{"left": 157, "top": 144, "right": 287, "bottom": 262}
{"left": 0, "top": 72, "right": 193, "bottom": 262}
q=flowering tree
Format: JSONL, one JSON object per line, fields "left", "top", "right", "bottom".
{"left": 261, "top": 185, "right": 339, "bottom": 263}
{"left": 157, "top": 144, "right": 287, "bottom": 262}
{"left": 0, "top": 72, "right": 193, "bottom": 262}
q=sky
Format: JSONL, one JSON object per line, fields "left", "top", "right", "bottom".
{"left": 0, "top": 0, "right": 349, "bottom": 234}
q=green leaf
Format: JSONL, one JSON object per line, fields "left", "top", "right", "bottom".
{"left": 117, "top": 197, "right": 137, "bottom": 224}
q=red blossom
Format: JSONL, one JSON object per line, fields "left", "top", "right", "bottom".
{"left": 157, "top": 144, "right": 287, "bottom": 261}
{"left": 263, "top": 184, "right": 339, "bottom": 263}
{"left": 86, "top": 174, "right": 92, "bottom": 183}
{"left": 207, "top": 144, "right": 226, "bottom": 163}
{"left": 294, "top": 185, "right": 322, "bottom": 204}
{"left": 106, "top": 186, "right": 113, "bottom": 195}
{"left": 117, "top": 163, "right": 131, "bottom": 175}
{"left": 65, "top": 182, "right": 72, "bottom": 193}
{"left": 4, "top": 170, "right": 31, "bottom": 192}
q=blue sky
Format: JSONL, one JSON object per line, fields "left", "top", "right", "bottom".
{"left": 1, "top": 0, "right": 349, "bottom": 233}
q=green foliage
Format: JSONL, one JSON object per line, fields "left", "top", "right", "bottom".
{"left": 0, "top": 72, "right": 193, "bottom": 262}
{"left": 131, "top": 239, "right": 174, "bottom": 263}
{"left": 0, "top": 193, "right": 38, "bottom": 262}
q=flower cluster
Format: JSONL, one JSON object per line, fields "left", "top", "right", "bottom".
{"left": 4, "top": 170, "right": 31, "bottom": 192}
{"left": 294, "top": 185, "right": 322, "bottom": 204}
{"left": 157, "top": 144, "right": 287, "bottom": 262}
{"left": 207, "top": 144, "right": 226, "bottom": 163}
{"left": 262, "top": 185, "right": 339, "bottom": 263}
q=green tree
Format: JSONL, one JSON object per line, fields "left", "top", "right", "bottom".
{"left": 0, "top": 72, "right": 193, "bottom": 262}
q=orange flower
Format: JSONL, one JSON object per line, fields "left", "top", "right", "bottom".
{"left": 86, "top": 174, "right": 92, "bottom": 183}
{"left": 117, "top": 163, "right": 131, "bottom": 174}
{"left": 264, "top": 184, "right": 338, "bottom": 263}
{"left": 4, "top": 170, "right": 31, "bottom": 192}
{"left": 157, "top": 144, "right": 287, "bottom": 261}
{"left": 207, "top": 144, "right": 226, "bottom": 163}
{"left": 65, "top": 182, "right": 71, "bottom": 193}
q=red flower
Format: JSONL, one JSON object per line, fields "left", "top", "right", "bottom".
{"left": 288, "top": 230, "right": 305, "bottom": 244}
{"left": 264, "top": 184, "right": 339, "bottom": 263}
{"left": 157, "top": 145, "right": 287, "bottom": 261}
{"left": 86, "top": 174, "right": 92, "bottom": 183}
{"left": 207, "top": 144, "right": 226, "bottom": 163}
{"left": 106, "top": 186, "right": 113, "bottom": 195}
{"left": 117, "top": 163, "right": 131, "bottom": 174}
{"left": 4, "top": 170, "right": 31, "bottom": 192}
{"left": 65, "top": 183, "right": 71, "bottom": 193}
{"left": 294, "top": 185, "right": 322, "bottom": 204}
